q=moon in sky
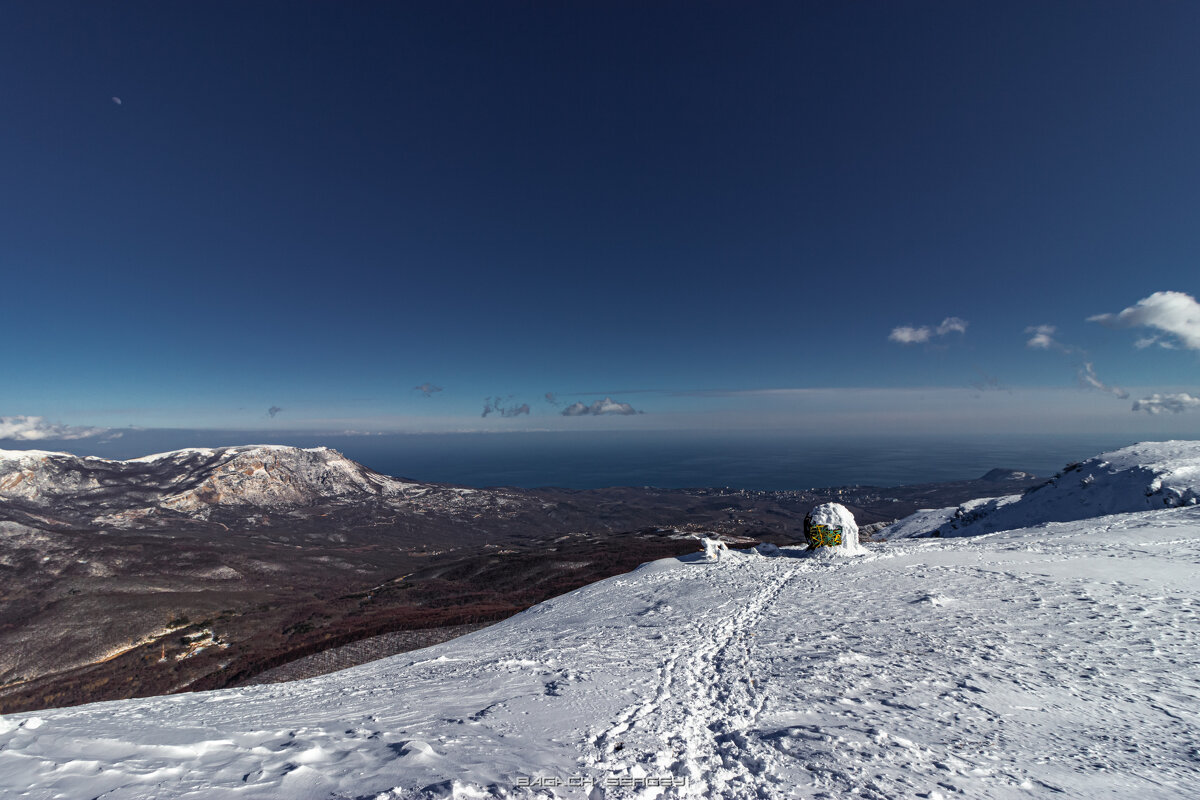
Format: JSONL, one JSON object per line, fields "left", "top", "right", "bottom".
{"left": 111, "top": 96, "right": 122, "bottom": 105}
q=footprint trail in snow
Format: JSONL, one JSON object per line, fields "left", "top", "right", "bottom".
{"left": 2, "top": 507, "right": 1200, "bottom": 799}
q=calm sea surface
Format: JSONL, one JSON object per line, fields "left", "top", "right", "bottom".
{"left": 318, "top": 431, "right": 1153, "bottom": 490}
{"left": 45, "top": 430, "right": 1185, "bottom": 491}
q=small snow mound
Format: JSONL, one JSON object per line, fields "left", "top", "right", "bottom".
{"left": 754, "top": 542, "right": 782, "bottom": 556}
{"left": 802, "top": 502, "right": 865, "bottom": 556}
{"left": 700, "top": 537, "right": 729, "bottom": 561}
{"left": 398, "top": 740, "right": 438, "bottom": 761}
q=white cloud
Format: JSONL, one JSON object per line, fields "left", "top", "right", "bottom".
{"left": 562, "top": 397, "right": 643, "bottom": 416}
{"left": 889, "top": 326, "right": 931, "bottom": 344}
{"left": 1078, "top": 362, "right": 1128, "bottom": 399}
{"left": 1132, "top": 393, "right": 1200, "bottom": 415}
{"left": 889, "top": 317, "right": 967, "bottom": 345}
{"left": 1025, "top": 324, "right": 1060, "bottom": 350}
{"left": 936, "top": 317, "right": 969, "bottom": 335}
{"left": 0, "top": 415, "right": 109, "bottom": 441}
{"left": 1025, "top": 328, "right": 1127, "bottom": 400}
{"left": 1133, "top": 336, "right": 1176, "bottom": 350}
{"left": 1088, "top": 291, "right": 1200, "bottom": 350}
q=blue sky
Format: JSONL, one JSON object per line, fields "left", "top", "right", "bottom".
{"left": 2, "top": 1, "right": 1199, "bottom": 444}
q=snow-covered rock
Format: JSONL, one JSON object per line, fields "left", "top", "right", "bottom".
{"left": 802, "top": 501, "right": 864, "bottom": 555}
{"left": 883, "top": 440, "right": 1200, "bottom": 539}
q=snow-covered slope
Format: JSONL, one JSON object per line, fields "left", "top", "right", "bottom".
{"left": 0, "top": 445, "right": 523, "bottom": 525}
{"left": 883, "top": 440, "right": 1200, "bottom": 539}
{"left": 2, "top": 505, "right": 1199, "bottom": 798}
{"left": 0, "top": 445, "right": 403, "bottom": 507}
{"left": 3, "top": 441, "right": 1199, "bottom": 799}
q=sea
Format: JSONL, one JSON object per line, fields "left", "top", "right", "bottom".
{"left": 273, "top": 431, "right": 1157, "bottom": 490}
{"left": 25, "top": 429, "right": 1187, "bottom": 491}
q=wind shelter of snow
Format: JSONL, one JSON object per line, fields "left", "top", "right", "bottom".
{"left": 883, "top": 439, "right": 1200, "bottom": 539}
{"left": 804, "top": 501, "right": 866, "bottom": 556}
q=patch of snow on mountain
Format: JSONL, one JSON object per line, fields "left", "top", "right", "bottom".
{"left": 0, "top": 449, "right": 75, "bottom": 461}
{"left": 882, "top": 495, "right": 1023, "bottom": 540}
{"left": 0, "top": 446, "right": 505, "bottom": 522}
{"left": 127, "top": 447, "right": 221, "bottom": 462}
{"left": 884, "top": 440, "right": 1200, "bottom": 539}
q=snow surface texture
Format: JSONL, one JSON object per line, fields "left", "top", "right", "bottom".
{"left": 883, "top": 440, "right": 1200, "bottom": 540}
{"left": 804, "top": 502, "right": 865, "bottom": 556}
{"left": 2, "top": 521, "right": 1199, "bottom": 796}
{"left": 2, "top": 442, "right": 1200, "bottom": 798}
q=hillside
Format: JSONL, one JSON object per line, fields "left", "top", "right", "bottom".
{"left": 0, "top": 446, "right": 1041, "bottom": 714}
{"left": 0, "top": 443, "right": 1197, "bottom": 798}
{"left": 883, "top": 440, "right": 1200, "bottom": 539}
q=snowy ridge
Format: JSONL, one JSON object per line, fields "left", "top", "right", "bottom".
{"left": 0, "top": 445, "right": 521, "bottom": 524}
{"left": 883, "top": 440, "right": 1200, "bottom": 539}
{"left": 0, "top": 445, "right": 391, "bottom": 505}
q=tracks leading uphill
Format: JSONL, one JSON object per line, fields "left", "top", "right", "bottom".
{"left": 588, "top": 557, "right": 808, "bottom": 798}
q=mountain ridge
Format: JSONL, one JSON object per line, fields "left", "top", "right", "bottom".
{"left": 884, "top": 439, "right": 1200, "bottom": 539}
{"left": 0, "top": 445, "right": 529, "bottom": 527}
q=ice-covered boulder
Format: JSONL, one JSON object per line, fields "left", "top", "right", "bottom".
{"left": 802, "top": 502, "right": 865, "bottom": 555}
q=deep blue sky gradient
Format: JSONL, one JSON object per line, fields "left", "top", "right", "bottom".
{"left": 2, "top": 1, "right": 1199, "bottom": 439}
